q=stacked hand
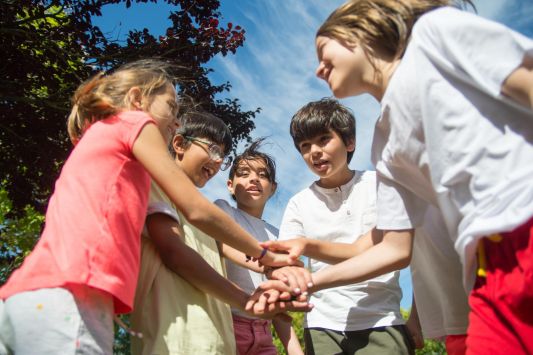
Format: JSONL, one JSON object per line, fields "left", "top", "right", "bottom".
{"left": 245, "top": 252, "right": 314, "bottom": 318}
{"left": 245, "top": 280, "right": 313, "bottom": 318}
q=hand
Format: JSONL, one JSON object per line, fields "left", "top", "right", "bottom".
{"left": 260, "top": 249, "right": 303, "bottom": 268}
{"left": 245, "top": 281, "right": 312, "bottom": 318}
{"left": 261, "top": 238, "right": 307, "bottom": 260}
{"left": 266, "top": 266, "right": 313, "bottom": 296}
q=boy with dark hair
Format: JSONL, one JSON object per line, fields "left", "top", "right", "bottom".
{"left": 275, "top": 98, "right": 412, "bottom": 354}
{"left": 131, "top": 113, "right": 309, "bottom": 355}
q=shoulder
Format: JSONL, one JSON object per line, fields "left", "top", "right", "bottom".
{"left": 214, "top": 198, "right": 235, "bottom": 217}
{"left": 413, "top": 6, "right": 484, "bottom": 40}
{"left": 147, "top": 182, "right": 181, "bottom": 223}
{"left": 116, "top": 110, "right": 155, "bottom": 125}
{"left": 359, "top": 170, "right": 376, "bottom": 183}
{"left": 288, "top": 185, "right": 316, "bottom": 205}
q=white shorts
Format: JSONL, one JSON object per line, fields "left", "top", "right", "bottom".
{"left": 0, "top": 285, "right": 114, "bottom": 355}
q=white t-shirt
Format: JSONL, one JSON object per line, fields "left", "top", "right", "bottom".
{"left": 279, "top": 171, "right": 404, "bottom": 331}
{"left": 411, "top": 206, "right": 470, "bottom": 339}
{"left": 214, "top": 199, "right": 278, "bottom": 318}
{"left": 373, "top": 7, "right": 533, "bottom": 290}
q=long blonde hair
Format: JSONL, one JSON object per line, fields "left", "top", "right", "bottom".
{"left": 67, "top": 59, "right": 176, "bottom": 144}
{"left": 317, "top": 0, "right": 472, "bottom": 62}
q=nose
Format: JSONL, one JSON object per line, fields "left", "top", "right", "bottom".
{"left": 316, "top": 62, "right": 325, "bottom": 80}
{"left": 310, "top": 143, "right": 322, "bottom": 156}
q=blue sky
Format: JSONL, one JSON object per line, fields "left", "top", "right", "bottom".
{"left": 93, "top": 0, "right": 533, "bottom": 309}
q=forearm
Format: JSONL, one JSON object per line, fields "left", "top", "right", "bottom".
{"left": 222, "top": 243, "right": 264, "bottom": 273}
{"left": 273, "top": 317, "right": 304, "bottom": 355}
{"left": 310, "top": 229, "right": 413, "bottom": 292}
{"left": 305, "top": 228, "right": 383, "bottom": 264}
{"left": 162, "top": 242, "right": 249, "bottom": 310}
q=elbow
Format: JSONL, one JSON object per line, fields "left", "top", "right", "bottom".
{"left": 396, "top": 248, "right": 412, "bottom": 269}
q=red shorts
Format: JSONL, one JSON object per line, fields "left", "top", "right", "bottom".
{"left": 232, "top": 314, "right": 277, "bottom": 355}
{"left": 466, "top": 217, "right": 533, "bottom": 354}
{"left": 446, "top": 334, "right": 466, "bottom": 355}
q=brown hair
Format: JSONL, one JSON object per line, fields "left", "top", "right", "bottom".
{"left": 317, "top": 0, "right": 472, "bottom": 63}
{"left": 67, "top": 59, "right": 176, "bottom": 144}
{"left": 290, "top": 98, "right": 356, "bottom": 163}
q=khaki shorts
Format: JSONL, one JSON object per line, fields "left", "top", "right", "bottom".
{"left": 304, "top": 324, "right": 414, "bottom": 355}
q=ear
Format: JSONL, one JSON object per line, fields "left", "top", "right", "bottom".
{"left": 127, "top": 87, "right": 143, "bottom": 110}
{"left": 172, "top": 135, "right": 187, "bottom": 159}
{"left": 226, "top": 179, "right": 235, "bottom": 194}
{"left": 270, "top": 182, "right": 278, "bottom": 196}
{"left": 346, "top": 138, "right": 355, "bottom": 153}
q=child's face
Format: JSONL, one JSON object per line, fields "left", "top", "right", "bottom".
{"left": 145, "top": 84, "right": 179, "bottom": 143}
{"left": 173, "top": 135, "right": 225, "bottom": 188}
{"left": 315, "top": 36, "right": 372, "bottom": 98}
{"left": 298, "top": 129, "right": 354, "bottom": 180}
{"left": 227, "top": 159, "right": 276, "bottom": 212}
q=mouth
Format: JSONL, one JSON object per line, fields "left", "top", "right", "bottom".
{"left": 246, "top": 186, "right": 262, "bottom": 194}
{"left": 312, "top": 159, "right": 329, "bottom": 171}
{"left": 202, "top": 166, "right": 215, "bottom": 180}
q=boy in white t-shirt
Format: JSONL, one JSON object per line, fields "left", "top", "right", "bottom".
{"left": 275, "top": 98, "right": 413, "bottom": 354}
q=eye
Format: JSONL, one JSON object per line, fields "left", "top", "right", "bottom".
{"left": 299, "top": 142, "right": 310, "bottom": 151}
{"left": 320, "top": 135, "right": 331, "bottom": 144}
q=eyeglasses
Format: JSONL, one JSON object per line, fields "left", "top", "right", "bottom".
{"left": 184, "top": 136, "right": 233, "bottom": 171}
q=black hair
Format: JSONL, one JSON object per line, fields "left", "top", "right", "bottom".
{"left": 290, "top": 98, "right": 356, "bottom": 163}
{"left": 171, "top": 110, "right": 232, "bottom": 157}
{"left": 228, "top": 138, "right": 277, "bottom": 200}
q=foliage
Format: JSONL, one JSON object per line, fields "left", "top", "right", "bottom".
{"left": 0, "top": 183, "right": 44, "bottom": 285}
{"left": 0, "top": 0, "right": 258, "bottom": 215}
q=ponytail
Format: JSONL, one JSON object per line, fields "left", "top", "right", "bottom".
{"left": 67, "top": 59, "right": 176, "bottom": 144}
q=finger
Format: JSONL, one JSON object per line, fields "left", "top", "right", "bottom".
{"left": 258, "top": 280, "right": 292, "bottom": 293}
{"left": 280, "top": 270, "right": 302, "bottom": 295}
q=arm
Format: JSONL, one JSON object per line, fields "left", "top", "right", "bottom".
{"left": 310, "top": 229, "right": 414, "bottom": 291}
{"left": 148, "top": 212, "right": 311, "bottom": 316}
{"left": 147, "top": 212, "right": 248, "bottom": 310}
{"left": 263, "top": 228, "right": 383, "bottom": 264}
{"left": 133, "top": 123, "right": 296, "bottom": 267}
{"left": 272, "top": 314, "right": 304, "bottom": 355}
{"left": 501, "top": 56, "right": 533, "bottom": 108}
{"left": 221, "top": 242, "right": 311, "bottom": 294}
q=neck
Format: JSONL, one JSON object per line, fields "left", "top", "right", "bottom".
{"left": 317, "top": 168, "right": 354, "bottom": 189}
{"left": 368, "top": 57, "right": 401, "bottom": 102}
{"left": 237, "top": 203, "right": 264, "bottom": 219}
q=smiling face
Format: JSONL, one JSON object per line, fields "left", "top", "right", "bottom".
{"left": 298, "top": 129, "right": 354, "bottom": 187}
{"left": 227, "top": 158, "right": 276, "bottom": 217}
{"left": 315, "top": 36, "right": 374, "bottom": 99}
{"left": 172, "top": 135, "right": 224, "bottom": 188}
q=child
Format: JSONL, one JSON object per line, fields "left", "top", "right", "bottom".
{"left": 131, "top": 114, "right": 307, "bottom": 354}
{"left": 0, "top": 59, "right": 300, "bottom": 354}
{"left": 215, "top": 139, "right": 305, "bottom": 355}
{"left": 305, "top": 1, "right": 532, "bottom": 353}
{"left": 274, "top": 98, "right": 413, "bottom": 354}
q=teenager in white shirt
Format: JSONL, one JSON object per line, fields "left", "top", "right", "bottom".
{"left": 297, "top": 1, "right": 532, "bottom": 353}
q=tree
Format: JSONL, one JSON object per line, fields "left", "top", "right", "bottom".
{"left": 0, "top": 0, "right": 258, "bottom": 216}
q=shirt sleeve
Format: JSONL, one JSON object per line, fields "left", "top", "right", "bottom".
{"left": 376, "top": 174, "right": 427, "bottom": 230}
{"left": 214, "top": 199, "right": 235, "bottom": 219}
{"left": 146, "top": 182, "right": 181, "bottom": 224}
{"left": 278, "top": 197, "right": 305, "bottom": 240}
{"left": 413, "top": 7, "right": 533, "bottom": 97}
